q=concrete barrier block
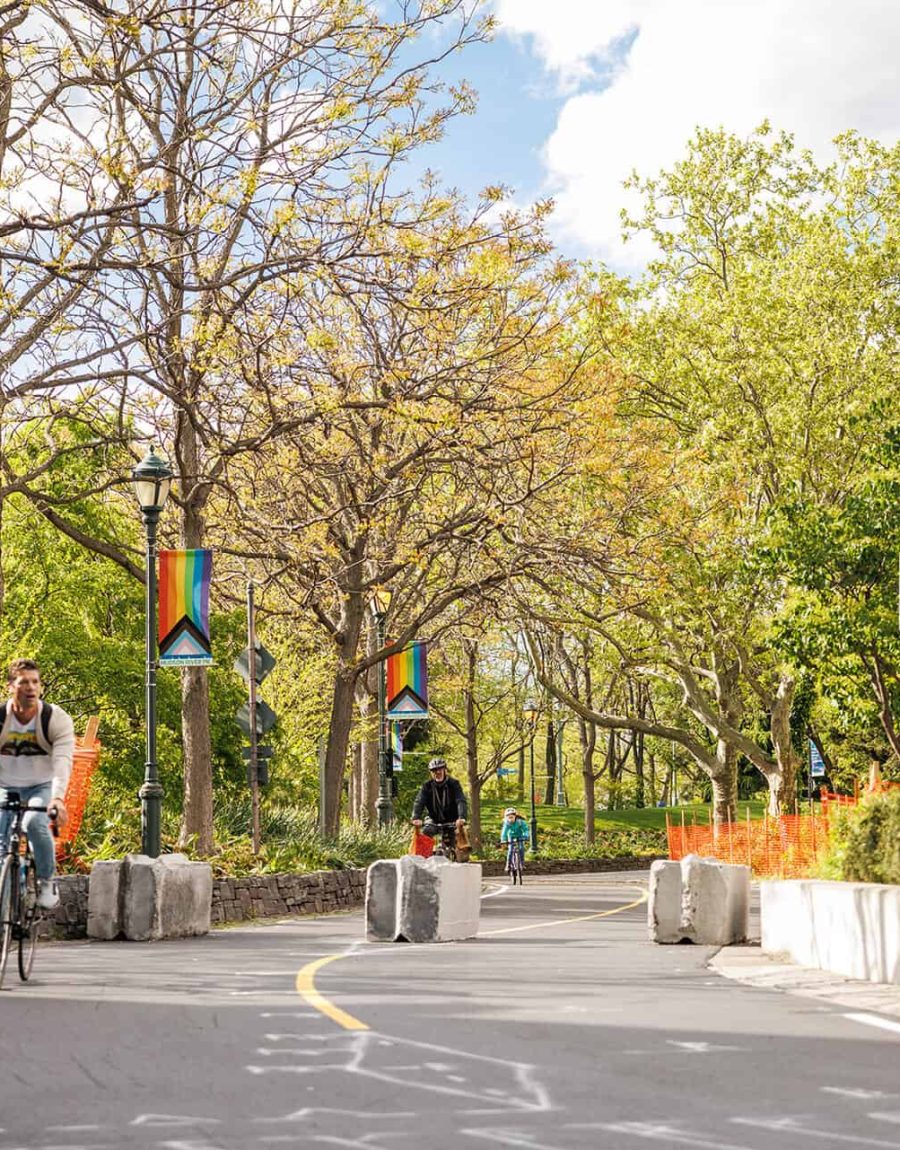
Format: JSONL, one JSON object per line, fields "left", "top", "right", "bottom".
{"left": 365, "top": 855, "right": 482, "bottom": 943}
{"left": 648, "top": 860, "right": 683, "bottom": 942}
{"left": 87, "top": 859, "right": 125, "bottom": 940}
{"left": 762, "top": 880, "right": 900, "bottom": 985}
{"left": 436, "top": 860, "right": 481, "bottom": 941}
{"left": 158, "top": 855, "right": 212, "bottom": 939}
{"left": 681, "top": 855, "right": 750, "bottom": 945}
{"left": 122, "top": 853, "right": 213, "bottom": 942}
{"left": 398, "top": 855, "right": 441, "bottom": 943}
{"left": 649, "top": 855, "right": 749, "bottom": 945}
{"left": 366, "top": 859, "right": 400, "bottom": 941}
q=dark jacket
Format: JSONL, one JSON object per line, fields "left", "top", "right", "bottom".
{"left": 412, "top": 775, "right": 468, "bottom": 824}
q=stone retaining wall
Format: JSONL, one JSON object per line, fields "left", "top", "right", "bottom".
{"left": 211, "top": 868, "right": 367, "bottom": 924}
{"left": 50, "top": 856, "right": 659, "bottom": 939}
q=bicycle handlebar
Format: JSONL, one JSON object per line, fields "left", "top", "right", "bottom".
{"left": 0, "top": 795, "right": 60, "bottom": 837}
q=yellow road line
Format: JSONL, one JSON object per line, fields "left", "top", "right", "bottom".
{"left": 295, "top": 887, "right": 648, "bottom": 1031}
{"left": 479, "top": 889, "right": 648, "bottom": 936}
{"left": 295, "top": 953, "right": 370, "bottom": 1031}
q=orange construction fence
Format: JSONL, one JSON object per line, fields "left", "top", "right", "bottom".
{"left": 666, "top": 809, "right": 830, "bottom": 879}
{"left": 667, "top": 777, "right": 900, "bottom": 879}
{"left": 56, "top": 716, "right": 101, "bottom": 862}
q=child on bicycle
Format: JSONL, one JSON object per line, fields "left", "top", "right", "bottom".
{"left": 500, "top": 807, "right": 529, "bottom": 875}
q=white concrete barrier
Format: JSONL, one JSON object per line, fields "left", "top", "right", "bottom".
{"left": 648, "top": 855, "right": 750, "bottom": 945}
{"left": 366, "top": 855, "right": 481, "bottom": 943}
{"left": 761, "top": 879, "right": 900, "bottom": 985}
{"left": 87, "top": 854, "right": 212, "bottom": 941}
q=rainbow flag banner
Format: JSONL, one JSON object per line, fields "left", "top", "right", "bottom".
{"left": 392, "top": 722, "right": 404, "bottom": 771}
{"left": 386, "top": 642, "right": 428, "bottom": 718}
{"left": 159, "top": 549, "right": 213, "bottom": 667}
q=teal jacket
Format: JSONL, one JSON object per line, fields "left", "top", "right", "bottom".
{"left": 501, "top": 817, "right": 530, "bottom": 843}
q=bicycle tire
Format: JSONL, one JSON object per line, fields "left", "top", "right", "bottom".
{"left": 17, "top": 858, "right": 39, "bottom": 981}
{"left": 0, "top": 854, "right": 16, "bottom": 988}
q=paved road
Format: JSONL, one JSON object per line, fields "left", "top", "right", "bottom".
{"left": 0, "top": 872, "right": 898, "bottom": 1150}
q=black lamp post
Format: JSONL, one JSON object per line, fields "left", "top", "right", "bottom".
{"left": 132, "top": 448, "right": 173, "bottom": 858}
{"left": 371, "top": 588, "right": 393, "bottom": 828}
{"left": 523, "top": 701, "right": 539, "bottom": 854}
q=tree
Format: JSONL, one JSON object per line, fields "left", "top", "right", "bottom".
{"left": 234, "top": 197, "right": 592, "bottom": 833}
{"left": 3, "top": 0, "right": 493, "bottom": 849}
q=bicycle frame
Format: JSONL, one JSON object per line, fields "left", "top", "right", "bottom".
{"left": 0, "top": 792, "right": 56, "bottom": 986}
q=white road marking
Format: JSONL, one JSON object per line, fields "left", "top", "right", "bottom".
{"left": 734, "top": 1116, "right": 900, "bottom": 1147}
{"left": 481, "top": 884, "right": 512, "bottom": 900}
{"left": 131, "top": 1115, "right": 222, "bottom": 1127}
{"left": 666, "top": 1041, "right": 744, "bottom": 1053}
{"left": 823, "top": 1089, "right": 900, "bottom": 1101}
{"left": 871, "top": 1115, "right": 900, "bottom": 1126}
{"left": 843, "top": 1013, "right": 900, "bottom": 1037}
{"left": 572, "top": 1121, "right": 755, "bottom": 1149}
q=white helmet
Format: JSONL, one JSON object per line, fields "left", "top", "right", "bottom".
{"left": 504, "top": 807, "right": 517, "bottom": 816}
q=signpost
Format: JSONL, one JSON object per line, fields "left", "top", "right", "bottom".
{"left": 809, "top": 739, "right": 826, "bottom": 812}
{"left": 234, "top": 582, "right": 277, "bottom": 854}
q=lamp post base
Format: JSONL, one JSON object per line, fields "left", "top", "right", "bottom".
{"left": 529, "top": 816, "right": 538, "bottom": 855}
{"left": 139, "top": 777, "right": 164, "bottom": 859}
{"left": 376, "top": 796, "right": 393, "bottom": 828}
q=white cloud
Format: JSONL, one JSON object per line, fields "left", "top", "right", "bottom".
{"left": 495, "top": 0, "right": 900, "bottom": 268}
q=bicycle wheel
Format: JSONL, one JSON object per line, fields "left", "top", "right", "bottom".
{"left": 0, "top": 854, "right": 16, "bottom": 988}
{"left": 17, "top": 858, "right": 39, "bottom": 981}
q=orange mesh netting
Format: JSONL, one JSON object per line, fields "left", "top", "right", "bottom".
{"left": 667, "top": 777, "right": 900, "bottom": 879}
{"left": 56, "top": 717, "right": 100, "bottom": 862}
{"left": 667, "top": 811, "right": 830, "bottom": 879}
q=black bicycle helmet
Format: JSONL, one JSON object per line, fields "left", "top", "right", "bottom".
{"left": 427, "top": 757, "right": 448, "bottom": 772}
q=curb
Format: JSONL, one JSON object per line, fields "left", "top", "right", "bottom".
{"left": 710, "top": 945, "right": 900, "bottom": 1019}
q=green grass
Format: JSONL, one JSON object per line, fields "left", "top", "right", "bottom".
{"left": 480, "top": 798, "right": 766, "bottom": 833}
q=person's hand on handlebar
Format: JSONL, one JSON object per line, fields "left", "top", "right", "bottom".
{"left": 411, "top": 818, "right": 423, "bottom": 828}
{"left": 48, "top": 798, "right": 68, "bottom": 827}
{"left": 456, "top": 818, "right": 466, "bottom": 829}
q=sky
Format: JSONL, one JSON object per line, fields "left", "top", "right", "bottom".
{"left": 416, "top": 0, "right": 900, "bottom": 271}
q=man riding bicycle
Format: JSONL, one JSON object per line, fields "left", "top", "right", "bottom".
{"left": 411, "top": 758, "right": 468, "bottom": 842}
{"left": 0, "top": 660, "right": 74, "bottom": 910}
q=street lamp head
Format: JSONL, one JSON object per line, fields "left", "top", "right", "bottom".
{"left": 371, "top": 586, "right": 392, "bottom": 620}
{"left": 523, "top": 700, "right": 539, "bottom": 725}
{"left": 132, "top": 448, "right": 173, "bottom": 514}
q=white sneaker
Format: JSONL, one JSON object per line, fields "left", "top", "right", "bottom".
{"left": 37, "top": 880, "right": 59, "bottom": 910}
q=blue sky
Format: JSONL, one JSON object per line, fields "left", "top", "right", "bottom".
{"left": 402, "top": 0, "right": 900, "bottom": 271}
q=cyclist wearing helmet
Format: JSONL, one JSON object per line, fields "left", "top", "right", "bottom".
{"left": 500, "top": 807, "right": 529, "bottom": 875}
{"left": 411, "top": 757, "right": 468, "bottom": 838}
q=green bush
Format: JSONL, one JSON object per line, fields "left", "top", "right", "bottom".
{"left": 822, "top": 791, "right": 900, "bottom": 884}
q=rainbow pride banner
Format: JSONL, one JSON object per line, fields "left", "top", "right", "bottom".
{"left": 392, "top": 722, "right": 403, "bottom": 771}
{"left": 158, "top": 549, "right": 213, "bottom": 667}
{"left": 386, "top": 641, "right": 428, "bottom": 718}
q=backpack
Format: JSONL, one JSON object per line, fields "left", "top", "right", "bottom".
{"left": 0, "top": 701, "right": 53, "bottom": 742}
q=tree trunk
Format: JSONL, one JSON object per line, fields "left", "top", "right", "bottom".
{"left": 356, "top": 632, "right": 379, "bottom": 826}
{"left": 711, "top": 742, "right": 738, "bottom": 827}
{"left": 579, "top": 717, "right": 596, "bottom": 844}
{"left": 544, "top": 719, "right": 556, "bottom": 805}
{"left": 769, "top": 674, "right": 797, "bottom": 816}
{"left": 464, "top": 642, "right": 481, "bottom": 850}
{"left": 322, "top": 665, "right": 357, "bottom": 835}
{"left": 179, "top": 667, "right": 214, "bottom": 853}
{"left": 348, "top": 743, "right": 361, "bottom": 821}
{"left": 634, "top": 728, "right": 645, "bottom": 808}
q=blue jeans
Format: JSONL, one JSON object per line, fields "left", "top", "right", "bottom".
{"left": 0, "top": 782, "right": 56, "bottom": 881}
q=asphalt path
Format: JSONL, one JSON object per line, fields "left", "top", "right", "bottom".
{"left": 0, "top": 872, "right": 898, "bottom": 1150}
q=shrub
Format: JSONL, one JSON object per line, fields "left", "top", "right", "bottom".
{"left": 823, "top": 791, "right": 900, "bottom": 885}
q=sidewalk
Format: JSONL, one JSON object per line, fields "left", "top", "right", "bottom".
{"left": 711, "top": 945, "right": 900, "bottom": 1020}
